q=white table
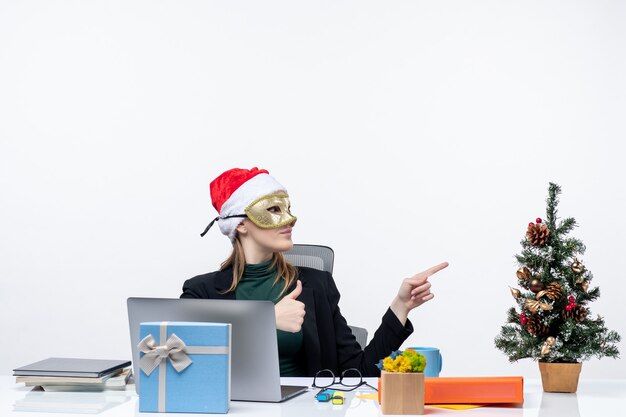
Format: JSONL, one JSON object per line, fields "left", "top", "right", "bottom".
{"left": 2, "top": 376, "right": 626, "bottom": 417}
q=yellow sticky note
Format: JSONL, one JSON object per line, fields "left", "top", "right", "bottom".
{"left": 353, "top": 393, "right": 487, "bottom": 410}
{"left": 427, "top": 404, "right": 487, "bottom": 410}
{"left": 355, "top": 393, "right": 379, "bottom": 400}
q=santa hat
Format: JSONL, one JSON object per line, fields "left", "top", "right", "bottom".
{"left": 200, "top": 167, "right": 287, "bottom": 241}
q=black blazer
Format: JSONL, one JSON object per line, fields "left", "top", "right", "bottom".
{"left": 180, "top": 266, "right": 413, "bottom": 376}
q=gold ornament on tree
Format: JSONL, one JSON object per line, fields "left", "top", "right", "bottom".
{"left": 527, "top": 222, "right": 550, "bottom": 246}
{"left": 540, "top": 336, "right": 557, "bottom": 355}
{"left": 530, "top": 279, "right": 544, "bottom": 293}
{"left": 516, "top": 267, "right": 531, "bottom": 281}
{"left": 571, "top": 258, "right": 585, "bottom": 274}
{"left": 575, "top": 277, "right": 589, "bottom": 292}
{"left": 536, "top": 282, "right": 563, "bottom": 301}
{"left": 525, "top": 299, "right": 553, "bottom": 314}
{"left": 509, "top": 287, "right": 521, "bottom": 299}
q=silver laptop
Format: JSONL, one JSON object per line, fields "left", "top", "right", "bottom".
{"left": 127, "top": 297, "right": 308, "bottom": 402}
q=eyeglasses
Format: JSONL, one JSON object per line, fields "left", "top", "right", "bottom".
{"left": 312, "top": 368, "right": 378, "bottom": 392}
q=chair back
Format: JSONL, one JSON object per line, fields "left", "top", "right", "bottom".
{"left": 284, "top": 244, "right": 334, "bottom": 274}
{"left": 348, "top": 325, "right": 368, "bottom": 350}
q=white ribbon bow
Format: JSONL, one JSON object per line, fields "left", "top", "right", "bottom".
{"left": 138, "top": 333, "right": 193, "bottom": 376}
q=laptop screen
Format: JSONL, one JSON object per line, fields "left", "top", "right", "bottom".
{"left": 127, "top": 297, "right": 304, "bottom": 402}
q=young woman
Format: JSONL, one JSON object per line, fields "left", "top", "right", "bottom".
{"left": 181, "top": 167, "right": 448, "bottom": 377}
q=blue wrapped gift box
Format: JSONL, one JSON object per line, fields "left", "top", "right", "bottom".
{"left": 138, "top": 321, "right": 231, "bottom": 413}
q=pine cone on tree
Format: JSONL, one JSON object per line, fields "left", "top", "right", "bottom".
{"left": 562, "top": 305, "right": 587, "bottom": 322}
{"left": 527, "top": 223, "right": 550, "bottom": 246}
{"left": 544, "top": 282, "right": 563, "bottom": 301}
{"left": 526, "top": 315, "right": 549, "bottom": 336}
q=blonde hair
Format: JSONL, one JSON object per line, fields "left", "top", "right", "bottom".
{"left": 220, "top": 237, "right": 298, "bottom": 297}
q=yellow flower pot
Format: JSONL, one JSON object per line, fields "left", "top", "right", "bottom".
{"left": 380, "top": 371, "right": 425, "bottom": 415}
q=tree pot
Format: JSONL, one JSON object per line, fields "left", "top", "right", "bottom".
{"left": 538, "top": 361, "right": 582, "bottom": 393}
{"left": 380, "top": 371, "right": 425, "bottom": 415}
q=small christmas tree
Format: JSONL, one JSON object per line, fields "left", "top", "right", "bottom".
{"left": 495, "top": 183, "right": 620, "bottom": 363}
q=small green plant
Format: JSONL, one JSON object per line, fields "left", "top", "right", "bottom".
{"left": 377, "top": 350, "right": 426, "bottom": 373}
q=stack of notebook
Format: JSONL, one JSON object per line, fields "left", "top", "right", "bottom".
{"left": 13, "top": 357, "right": 132, "bottom": 392}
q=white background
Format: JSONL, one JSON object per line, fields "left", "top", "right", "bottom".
{"left": 1, "top": 0, "right": 624, "bottom": 379}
